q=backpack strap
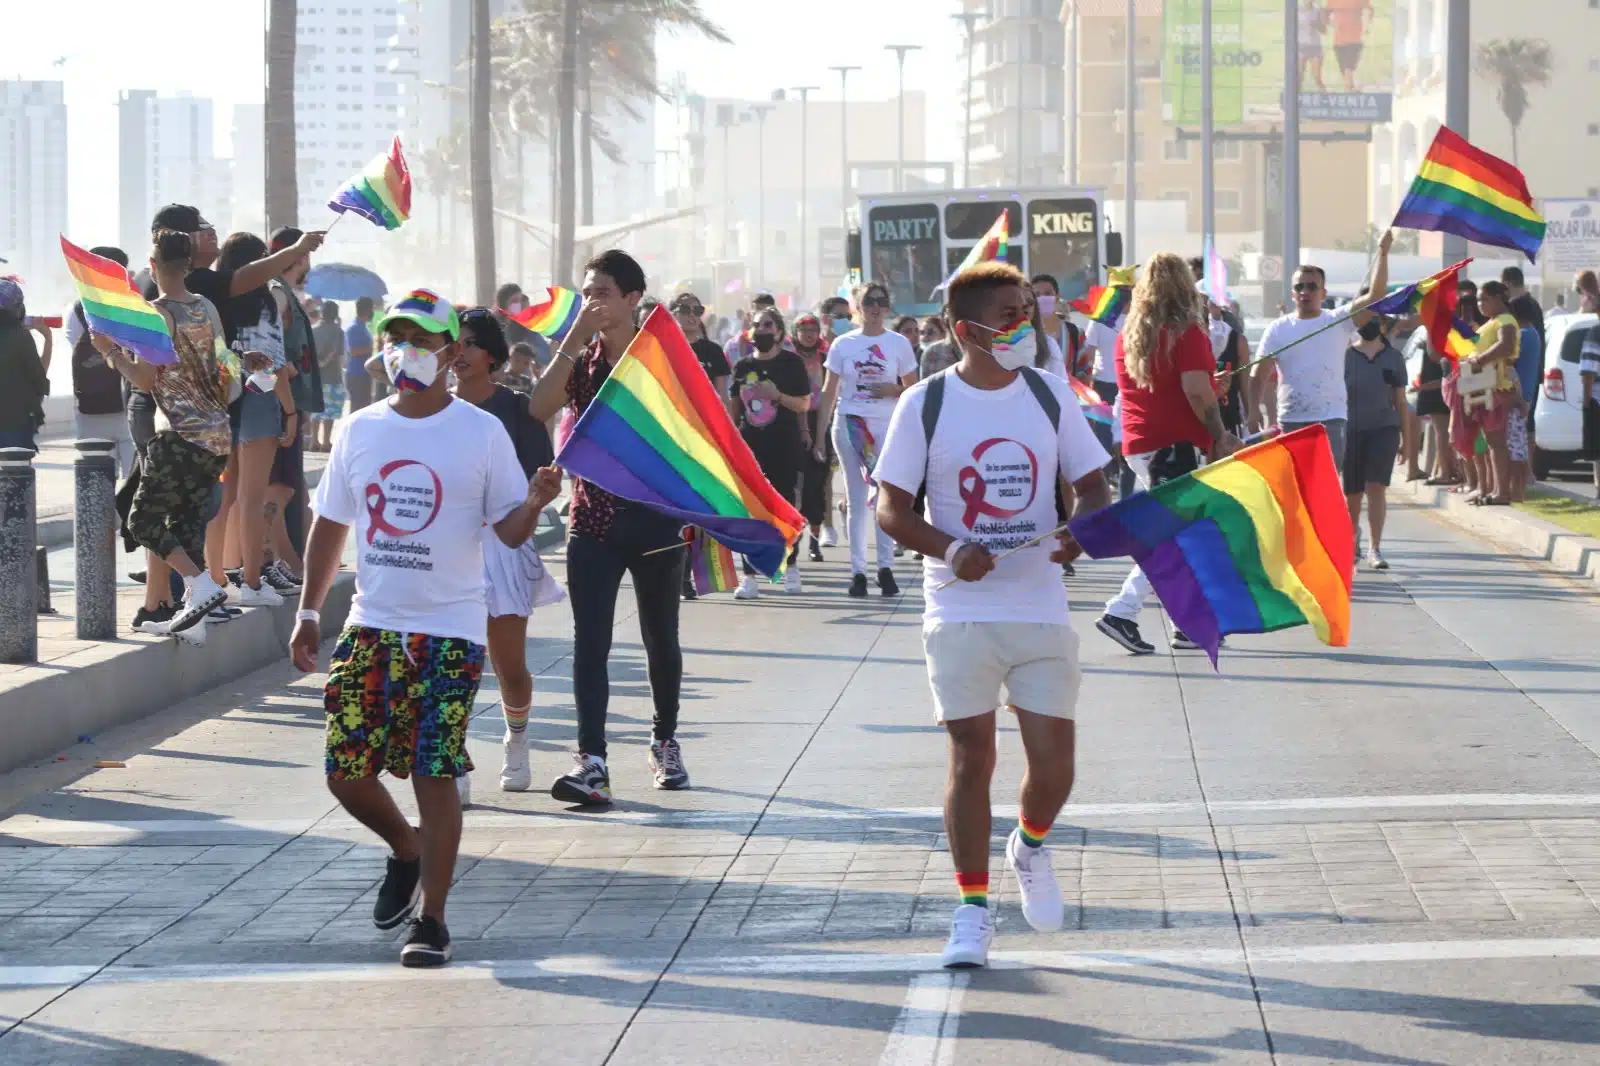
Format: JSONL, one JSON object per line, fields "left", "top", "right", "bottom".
{"left": 1017, "top": 366, "right": 1061, "bottom": 431}
{"left": 922, "top": 368, "right": 947, "bottom": 445}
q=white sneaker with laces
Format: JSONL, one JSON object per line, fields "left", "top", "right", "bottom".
{"left": 819, "top": 525, "right": 838, "bottom": 548}
{"left": 783, "top": 567, "right": 803, "bottom": 593}
{"left": 500, "top": 731, "right": 531, "bottom": 792}
{"left": 170, "top": 616, "right": 207, "bottom": 646}
{"left": 1006, "top": 828, "right": 1064, "bottom": 932}
{"left": 941, "top": 903, "right": 994, "bottom": 969}
{"left": 1367, "top": 549, "right": 1388, "bottom": 571}
{"left": 455, "top": 773, "right": 472, "bottom": 809}
{"left": 733, "top": 575, "right": 761, "bottom": 600}
{"left": 238, "top": 582, "right": 284, "bottom": 607}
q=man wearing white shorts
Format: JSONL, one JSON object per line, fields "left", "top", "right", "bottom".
{"left": 875, "top": 261, "right": 1111, "bottom": 969}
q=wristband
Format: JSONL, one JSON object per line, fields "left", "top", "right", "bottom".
{"left": 943, "top": 540, "right": 969, "bottom": 568}
{"left": 295, "top": 609, "right": 321, "bottom": 623}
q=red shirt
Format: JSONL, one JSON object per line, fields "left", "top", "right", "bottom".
{"left": 1115, "top": 322, "right": 1216, "bottom": 456}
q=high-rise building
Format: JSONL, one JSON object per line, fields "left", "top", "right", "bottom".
{"left": 232, "top": 104, "right": 266, "bottom": 237}
{"left": 118, "top": 91, "right": 224, "bottom": 253}
{"left": 0, "top": 80, "right": 69, "bottom": 295}
{"left": 960, "top": 0, "right": 1065, "bottom": 188}
{"left": 294, "top": 0, "right": 421, "bottom": 237}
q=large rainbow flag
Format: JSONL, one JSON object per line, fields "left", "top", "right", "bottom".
{"left": 556, "top": 306, "right": 805, "bottom": 576}
{"left": 506, "top": 286, "right": 581, "bottom": 340}
{"left": 60, "top": 236, "right": 176, "bottom": 365}
{"left": 1069, "top": 425, "right": 1353, "bottom": 664}
{"left": 328, "top": 135, "right": 412, "bottom": 230}
{"left": 1366, "top": 258, "right": 1479, "bottom": 365}
{"left": 1391, "top": 127, "right": 1544, "bottom": 262}
{"left": 1071, "top": 284, "right": 1131, "bottom": 329}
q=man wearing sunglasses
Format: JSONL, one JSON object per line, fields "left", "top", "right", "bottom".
{"left": 1247, "top": 231, "right": 1393, "bottom": 471}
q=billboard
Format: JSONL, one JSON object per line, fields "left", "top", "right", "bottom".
{"left": 1542, "top": 200, "right": 1600, "bottom": 275}
{"left": 1162, "top": 0, "right": 1393, "bottom": 126}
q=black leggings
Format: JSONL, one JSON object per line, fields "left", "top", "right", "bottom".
{"left": 745, "top": 448, "right": 801, "bottom": 575}
{"left": 567, "top": 506, "right": 685, "bottom": 759}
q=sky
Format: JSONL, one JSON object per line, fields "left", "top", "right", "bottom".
{"left": 4, "top": 0, "right": 965, "bottom": 241}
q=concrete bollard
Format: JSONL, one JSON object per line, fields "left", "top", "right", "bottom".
{"left": 0, "top": 447, "right": 38, "bottom": 663}
{"left": 74, "top": 439, "right": 118, "bottom": 640}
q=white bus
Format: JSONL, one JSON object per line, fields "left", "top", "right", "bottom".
{"left": 846, "top": 185, "right": 1115, "bottom": 317}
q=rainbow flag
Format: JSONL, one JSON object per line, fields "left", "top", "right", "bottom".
{"left": 556, "top": 306, "right": 805, "bottom": 576}
{"left": 1067, "top": 375, "right": 1112, "bottom": 425}
{"left": 1069, "top": 425, "right": 1353, "bottom": 665}
{"left": 1392, "top": 127, "right": 1544, "bottom": 262}
{"left": 507, "top": 286, "right": 581, "bottom": 340}
{"left": 934, "top": 210, "right": 1010, "bottom": 295}
{"left": 328, "top": 135, "right": 412, "bottom": 230}
{"left": 1366, "top": 258, "right": 1479, "bottom": 365}
{"left": 844, "top": 413, "right": 881, "bottom": 504}
{"left": 688, "top": 526, "right": 739, "bottom": 595}
{"left": 1071, "top": 284, "right": 1131, "bottom": 328}
{"left": 60, "top": 236, "right": 176, "bottom": 365}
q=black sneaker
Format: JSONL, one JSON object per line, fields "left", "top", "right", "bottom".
{"left": 400, "top": 915, "right": 452, "bottom": 968}
{"left": 680, "top": 570, "right": 698, "bottom": 601}
{"left": 373, "top": 853, "right": 421, "bottom": 929}
{"left": 848, "top": 573, "right": 868, "bottom": 598}
{"left": 1096, "top": 614, "right": 1155, "bottom": 655}
{"left": 649, "top": 739, "right": 690, "bottom": 790}
{"left": 550, "top": 754, "right": 613, "bottom": 805}
{"left": 207, "top": 605, "right": 244, "bottom": 623}
{"left": 131, "top": 603, "right": 176, "bottom": 634}
{"left": 262, "top": 562, "right": 299, "bottom": 593}
{"left": 878, "top": 567, "right": 900, "bottom": 596}
{"left": 1171, "top": 630, "right": 1224, "bottom": 651}
{"left": 1062, "top": 562, "right": 1076, "bottom": 577}
{"left": 224, "top": 567, "right": 243, "bottom": 587}
{"left": 808, "top": 537, "right": 824, "bottom": 563}
{"left": 128, "top": 569, "right": 147, "bottom": 585}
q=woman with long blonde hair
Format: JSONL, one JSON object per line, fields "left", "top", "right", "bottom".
{"left": 1095, "top": 252, "right": 1242, "bottom": 656}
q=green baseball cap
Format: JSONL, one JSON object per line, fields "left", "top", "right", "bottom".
{"left": 373, "top": 287, "right": 460, "bottom": 341}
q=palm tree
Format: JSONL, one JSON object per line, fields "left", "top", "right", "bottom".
{"left": 1473, "top": 38, "right": 1553, "bottom": 166}
{"left": 264, "top": 0, "right": 298, "bottom": 230}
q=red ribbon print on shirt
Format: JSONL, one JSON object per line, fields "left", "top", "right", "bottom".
{"left": 363, "top": 459, "right": 444, "bottom": 544}
{"left": 957, "top": 438, "right": 1039, "bottom": 530}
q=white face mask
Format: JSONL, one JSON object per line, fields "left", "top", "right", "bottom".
{"left": 381, "top": 341, "right": 445, "bottom": 393}
{"left": 971, "top": 317, "right": 1038, "bottom": 371}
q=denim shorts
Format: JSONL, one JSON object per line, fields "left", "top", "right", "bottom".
{"left": 231, "top": 389, "right": 283, "bottom": 446}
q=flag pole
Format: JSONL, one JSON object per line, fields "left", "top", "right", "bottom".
{"left": 1219, "top": 307, "right": 1359, "bottom": 381}
{"left": 325, "top": 212, "right": 346, "bottom": 235}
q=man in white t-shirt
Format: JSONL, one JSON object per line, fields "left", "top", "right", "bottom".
{"left": 1248, "top": 233, "right": 1391, "bottom": 471}
{"left": 288, "top": 288, "right": 561, "bottom": 969}
{"left": 875, "top": 261, "right": 1111, "bottom": 970}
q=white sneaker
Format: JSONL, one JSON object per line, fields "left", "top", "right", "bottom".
{"left": 783, "top": 567, "right": 803, "bottom": 593}
{"left": 500, "top": 731, "right": 531, "bottom": 792}
{"left": 1368, "top": 549, "right": 1389, "bottom": 571}
{"left": 819, "top": 525, "right": 838, "bottom": 548}
{"left": 166, "top": 574, "right": 228, "bottom": 635}
{"left": 238, "top": 582, "right": 284, "bottom": 607}
{"left": 1006, "top": 827, "right": 1064, "bottom": 932}
{"left": 456, "top": 773, "right": 472, "bottom": 809}
{"left": 170, "top": 616, "right": 207, "bottom": 647}
{"left": 941, "top": 903, "right": 994, "bottom": 969}
{"left": 733, "top": 574, "right": 761, "bottom": 600}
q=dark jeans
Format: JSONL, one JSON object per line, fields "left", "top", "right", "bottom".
{"left": 568, "top": 505, "right": 685, "bottom": 760}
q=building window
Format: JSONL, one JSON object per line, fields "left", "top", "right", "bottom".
{"left": 1216, "top": 139, "right": 1241, "bottom": 161}
{"left": 1161, "top": 189, "right": 1191, "bottom": 204}
{"left": 1163, "top": 138, "right": 1191, "bottom": 162}
{"left": 1218, "top": 189, "right": 1242, "bottom": 212}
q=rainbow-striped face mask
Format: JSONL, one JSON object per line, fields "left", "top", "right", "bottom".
{"left": 381, "top": 341, "right": 446, "bottom": 392}
{"left": 973, "top": 315, "right": 1037, "bottom": 371}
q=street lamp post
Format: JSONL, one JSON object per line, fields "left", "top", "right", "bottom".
{"left": 1124, "top": 0, "right": 1137, "bottom": 262}
{"left": 829, "top": 65, "right": 861, "bottom": 237}
{"left": 884, "top": 45, "right": 922, "bottom": 193}
{"left": 952, "top": 12, "right": 980, "bottom": 188}
{"left": 1201, "top": 0, "right": 1215, "bottom": 246}
{"left": 748, "top": 103, "right": 776, "bottom": 283}
{"left": 791, "top": 85, "right": 821, "bottom": 302}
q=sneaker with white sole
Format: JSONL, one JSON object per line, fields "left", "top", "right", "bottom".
{"left": 941, "top": 903, "right": 994, "bottom": 969}
{"left": 550, "top": 753, "right": 612, "bottom": 805}
{"left": 783, "top": 567, "right": 803, "bottom": 593}
{"left": 237, "top": 582, "right": 284, "bottom": 608}
{"left": 262, "top": 562, "right": 300, "bottom": 593}
{"left": 500, "top": 731, "right": 531, "bottom": 792}
{"left": 733, "top": 574, "right": 761, "bottom": 600}
{"left": 819, "top": 524, "right": 838, "bottom": 547}
{"left": 400, "top": 915, "right": 452, "bottom": 968}
{"left": 169, "top": 616, "right": 208, "bottom": 646}
{"left": 1368, "top": 550, "right": 1388, "bottom": 571}
{"left": 131, "top": 603, "right": 177, "bottom": 634}
{"left": 167, "top": 574, "right": 228, "bottom": 635}
{"left": 649, "top": 738, "right": 689, "bottom": 790}
{"left": 1171, "top": 630, "right": 1224, "bottom": 652}
{"left": 1006, "top": 828, "right": 1064, "bottom": 932}
{"left": 1095, "top": 614, "right": 1154, "bottom": 655}
{"left": 455, "top": 773, "right": 472, "bottom": 809}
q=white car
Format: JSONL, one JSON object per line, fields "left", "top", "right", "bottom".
{"left": 1532, "top": 312, "right": 1598, "bottom": 479}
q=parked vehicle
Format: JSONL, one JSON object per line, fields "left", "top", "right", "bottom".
{"left": 1532, "top": 312, "right": 1599, "bottom": 479}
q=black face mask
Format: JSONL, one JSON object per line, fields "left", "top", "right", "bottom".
{"left": 1357, "top": 320, "right": 1384, "bottom": 342}
{"left": 752, "top": 332, "right": 777, "bottom": 352}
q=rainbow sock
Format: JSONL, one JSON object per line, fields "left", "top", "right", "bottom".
{"left": 1018, "top": 815, "right": 1050, "bottom": 849}
{"left": 502, "top": 702, "right": 530, "bottom": 733}
{"left": 955, "top": 872, "right": 989, "bottom": 908}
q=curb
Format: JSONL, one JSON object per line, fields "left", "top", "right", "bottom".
{"left": 1395, "top": 479, "right": 1600, "bottom": 588}
{"left": 0, "top": 573, "right": 357, "bottom": 776}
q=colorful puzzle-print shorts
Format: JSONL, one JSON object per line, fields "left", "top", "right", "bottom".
{"left": 323, "top": 627, "right": 485, "bottom": 780}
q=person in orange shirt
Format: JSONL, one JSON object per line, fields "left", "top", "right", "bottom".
{"left": 1326, "top": 0, "right": 1373, "bottom": 92}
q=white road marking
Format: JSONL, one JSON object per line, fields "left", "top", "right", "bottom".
{"left": 880, "top": 973, "right": 968, "bottom": 1066}
{"left": 6, "top": 937, "right": 1600, "bottom": 990}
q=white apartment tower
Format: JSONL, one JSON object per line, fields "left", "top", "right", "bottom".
{"left": 1, "top": 80, "right": 69, "bottom": 294}
{"left": 118, "top": 91, "right": 226, "bottom": 253}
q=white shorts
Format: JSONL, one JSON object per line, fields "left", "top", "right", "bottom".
{"left": 483, "top": 530, "right": 567, "bottom": 618}
{"left": 921, "top": 621, "right": 1081, "bottom": 723}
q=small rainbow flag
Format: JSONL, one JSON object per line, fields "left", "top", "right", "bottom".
{"left": 60, "top": 236, "right": 176, "bottom": 365}
{"left": 1071, "top": 284, "right": 1131, "bottom": 329}
{"left": 844, "top": 413, "right": 881, "bottom": 504}
{"left": 1392, "top": 127, "right": 1544, "bottom": 262}
{"left": 1067, "top": 375, "right": 1113, "bottom": 425}
{"left": 557, "top": 306, "right": 805, "bottom": 576}
{"left": 688, "top": 526, "right": 739, "bottom": 595}
{"left": 1069, "top": 425, "right": 1353, "bottom": 665}
{"left": 1366, "top": 258, "right": 1479, "bottom": 365}
{"left": 934, "top": 210, "right": 1010, "bottom": 296}
{"left": 506, "top": 286, "right": 581, "bottom": 340}
{"left": 328, "top": 135, "right": 412, "bottom": 230}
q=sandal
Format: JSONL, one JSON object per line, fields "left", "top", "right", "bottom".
{"left": 1426, "top": 476, "right": 1458, "bottom": 486}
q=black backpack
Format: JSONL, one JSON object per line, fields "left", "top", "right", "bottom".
{"left": 921, "top": 365, "right": 1061, "bottom": 447}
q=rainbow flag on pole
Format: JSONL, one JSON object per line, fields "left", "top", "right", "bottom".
{"left": 1071, "top": 284, "right": 1131, "bottom": 329}
{"left": 1366, "top": 258, "right": 1479, "bottom": 365}
{"left": 60, "top": 236, "right": 176, "bottom": 365}
{"left": 328, "top": 135, "right": 412, "bottom": 230}
{"left": 556, "top": 306, "right": 805, "bottom": 576}
{"left": 688, "top": 527, "right": 739, "bottom": 594}
{"left": 933, "top": 210, "right": 1010, "bottom": 296}
{"left": 1069, "top": 425, "right": 1353, "bottom": 665}
{"left": 1391, "top": 127, "right": 1544, "bottom": 261}
{"left": 506, "top": 286, "right": 581, "bottom": 340}
{"left": 1067, "top": 375, "right": 1113, "bottom": 425}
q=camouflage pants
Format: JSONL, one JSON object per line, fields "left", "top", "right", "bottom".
{"left": 129, "top": 431, "right": 226, "bottom": 564}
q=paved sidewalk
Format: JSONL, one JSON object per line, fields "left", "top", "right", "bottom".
{"left": 3, "top": 501, "right": 1600, "bottom": 1063}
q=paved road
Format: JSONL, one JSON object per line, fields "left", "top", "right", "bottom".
{"left": 3, "top": 501, "right": 1600, "bottom": 1064}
